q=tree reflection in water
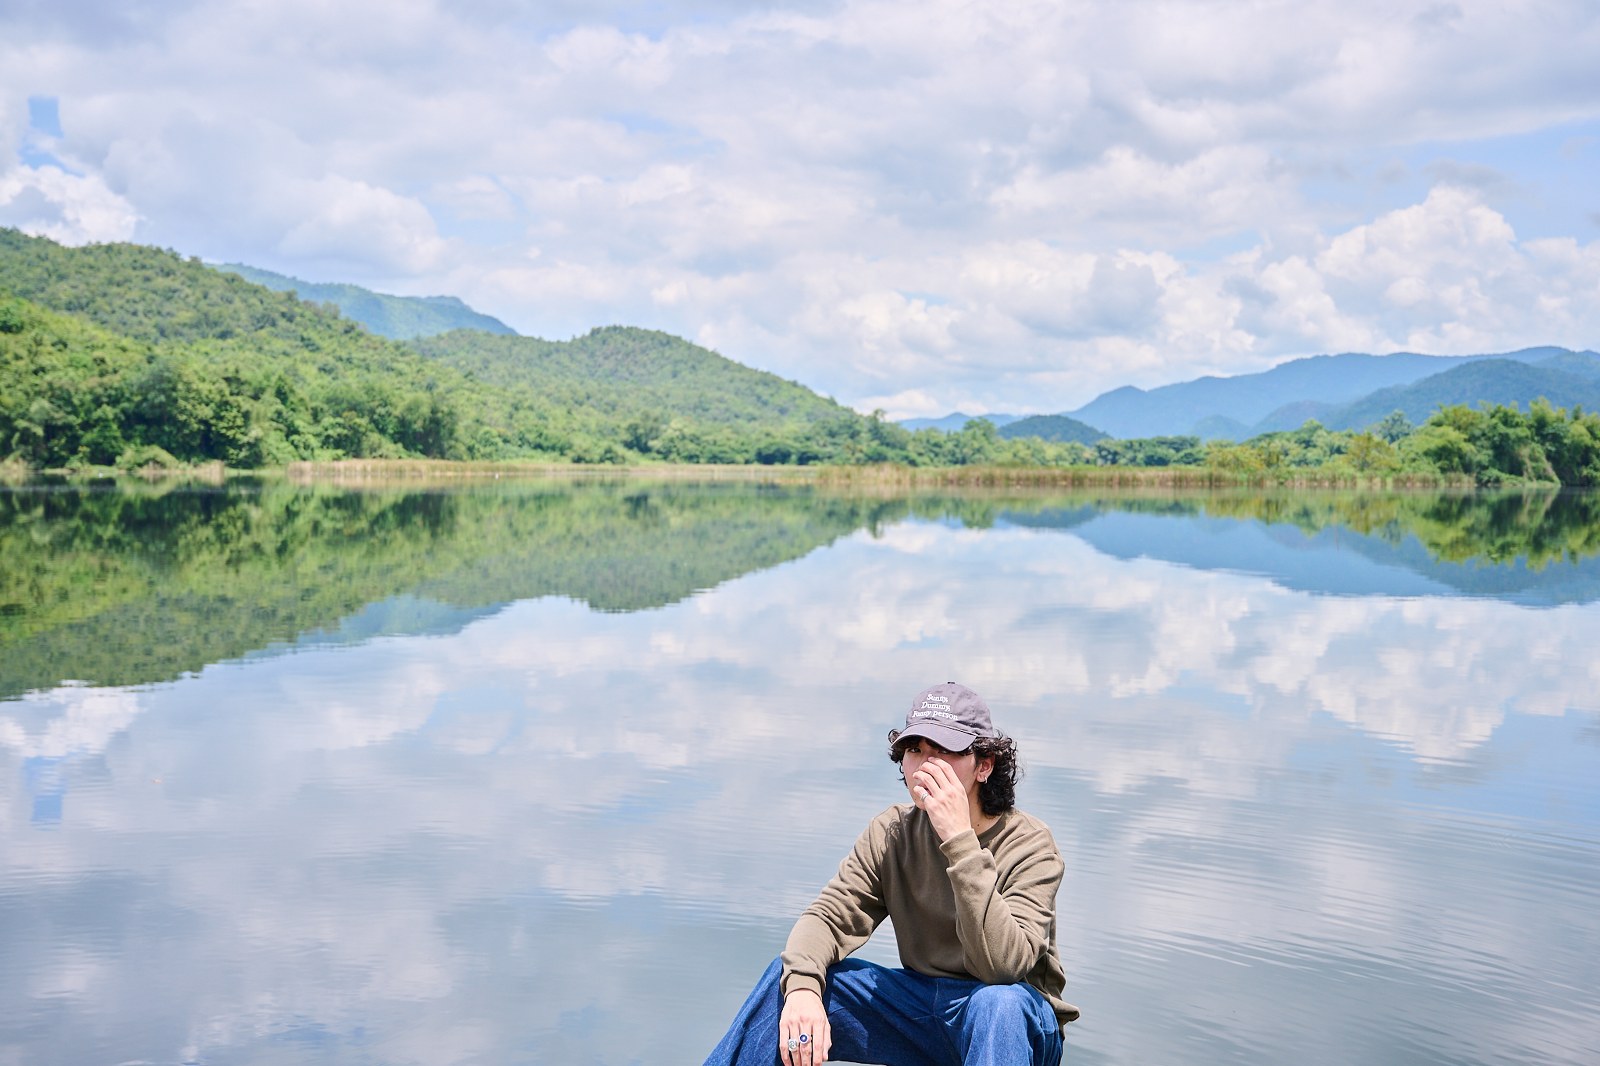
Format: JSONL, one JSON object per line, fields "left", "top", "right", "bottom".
{"left": 3, "top": 479, "right": 1597, "bottom": 697}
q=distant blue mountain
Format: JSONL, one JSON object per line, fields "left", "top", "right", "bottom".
{"left": 1535, "top": 349, "right": 1600, "bottom": 381}
{"left": 1189, "top": 414, "right": 1252, "bottom": 441}
{"left": 1066, "top": 347, "right": 1589, "bottom": 439}
{"left": 214, "top": 263, "right": 516, "bottom": 340}
{"left": 1004, "top": 507, "right": 1600, "bottom": 606}
{"left": 899, "top": 412, "right": 1023, "bottom": 432}
{"left": 1297, "top": 355, "right": 1600, "bottom": 434}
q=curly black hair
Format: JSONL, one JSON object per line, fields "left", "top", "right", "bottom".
{"left": 887, "top": 729, "right": 1021, "bottom": 816}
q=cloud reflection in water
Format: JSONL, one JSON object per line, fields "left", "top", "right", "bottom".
{"left": 2, "top": 516, "right": 1597, "bottom": 1065}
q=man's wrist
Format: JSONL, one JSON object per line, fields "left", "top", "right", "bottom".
{"left": 783, "top": 974, "right": 825, "bottom": 1000}
{"left": 938, "top": 827, "right": 981, "bottom": 862}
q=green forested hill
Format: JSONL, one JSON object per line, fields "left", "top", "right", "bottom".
{"left": 413, "top": 326, "right": 852, "bottom": 426}
{"left": 216, "top": 263, "right": 517, "bottom": 339}
{"left": 3, "top": 228, "right": 396, "bottom": 351}
{"left": 0, "top": 229, "right": 909, "bottom": 467}
{"left": 409, "top": 326, "right": 909, "bottom": 463}
{"left": 998, "top": 413, "right": 1108, "bottom": 444}
{"left": 0, "top": 229, "right": 475, "bottom": 465}
{"left": 0, "top": 297, "right": 157, "bottom": 467}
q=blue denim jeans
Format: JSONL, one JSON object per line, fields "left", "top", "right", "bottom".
{"left": 703, "top": 957, "right": 1063, "bottom": 1066}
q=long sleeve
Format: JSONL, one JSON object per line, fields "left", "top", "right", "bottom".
{"left": 777, "top": 804, "right": 1078, "bottom": 1029}
{"left": 939, "top": 824, "right": 1063, "bottom": 984}
{"left": 778, "top": 811, "right": 893, "bottom": 999}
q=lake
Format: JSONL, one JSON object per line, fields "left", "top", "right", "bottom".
{"left": 2, "top": 478, "right": 1597, "bottom": 1065}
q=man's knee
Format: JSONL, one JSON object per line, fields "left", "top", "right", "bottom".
{"left": 967, "top": 982, "right": 1039, "bottom": 1022}
{"left": 958, "top": 983, "right": 1061, "bottom": 1064}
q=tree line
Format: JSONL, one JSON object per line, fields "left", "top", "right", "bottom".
{"left": 1108, "top": 403, "right": 1600, "bottom": 487}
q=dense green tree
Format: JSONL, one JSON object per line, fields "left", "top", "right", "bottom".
{"left": 1095, "top": 435, "right": 1204, "bottom": 467}
{"left": 1370, "top": 410, "right": 1414, "bottom": 443}
{"left": 947, "top": 418, "right": 1002, "bottom": 464}
{"left": 1341, "top": 432, "right": 1402, "bottom": 473}
{"left": 1528, "top": 398, "right": 1600, "bottom": 485}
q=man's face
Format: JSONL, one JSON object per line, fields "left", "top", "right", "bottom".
{"left": 897, "top": 736, "right": 990, "bottom": 799}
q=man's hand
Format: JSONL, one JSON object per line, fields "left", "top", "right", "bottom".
{"left": 910, "top": 756, "right": 973, "bottom": 842}
{"left": 779, "top": 987, "right": 831, "bottom": 1065}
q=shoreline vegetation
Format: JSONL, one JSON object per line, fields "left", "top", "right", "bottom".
{"left": 4, "top": 230, "right": 1599, "bottom": 491}
{"left": 12, "top": 400, "right": 1594, "bottom": 489}
{"left": 0, "top": 455, "right": 1541, "bottom": 493}
{"left": 1, "top": 444, "right": 1587, "bottom": 490}
{"left": 811, "top": 463, "right": 1480, "bottom": 490}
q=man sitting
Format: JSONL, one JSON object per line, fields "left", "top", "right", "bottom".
{"left": 703, "top": 681, "right": 1078, "bottom": 1065}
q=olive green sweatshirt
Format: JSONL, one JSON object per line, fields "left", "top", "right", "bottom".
{"left": 780, "top": 803, "right": 1080, "bottom": 1029}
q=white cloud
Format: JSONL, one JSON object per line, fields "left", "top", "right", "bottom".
{"left": 0, "top": 163, "right": 138, "bottom": 243}
{"left": 851, "top": 387, "right": 959, "bottom": 419}
{"left": 989, "top": 146, "right": 1293, "bottom": 243}
{"left": 2, "top": 0, "right": 1599, "bottom": 409}
{"left": 431, "top": 174, "right": 516, "bottom": 221}
{"left": 278, "top": 175, "right": 448, "bottom": 275}
{"left": 0, "top": 681, "right": 144, "bottom": 759}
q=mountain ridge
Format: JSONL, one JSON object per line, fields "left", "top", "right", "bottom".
{"left": 410, "top": 326, "right": 856, "bottom": 429}
{"left": 899, "top": 412, "right": 1024, "bottom": 432}
{"left": 1065, "top": 348, "right": 1583, "bottom": 439}
{"left": 215, "top": 263, "right": 516, "bottom": 339}
{"left": 905, "top": 345, "right": 1600, "bottom": 442}
{"left": 1302, "top": 357, "right": 1600, "bottom": 434}
{"left": 997, "top": 413, "right": 1108, "bottom": 445}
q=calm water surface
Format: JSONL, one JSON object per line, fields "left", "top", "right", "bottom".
{"left": 2, "top": 480, "right": 1597, "bottom": 1065}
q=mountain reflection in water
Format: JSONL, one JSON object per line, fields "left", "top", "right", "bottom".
{"left": 1, "top": 479, "right": 1597, "bottom": 1066}
{"left": 5, "top": 482, "right": 1600, "bottom": 698}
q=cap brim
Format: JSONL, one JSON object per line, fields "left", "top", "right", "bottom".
{"left": 896, "top": 721, "right": 978, "bottom": 753}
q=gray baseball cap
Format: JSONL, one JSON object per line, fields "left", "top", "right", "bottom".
{"left": 897, "top": 681, "right": 995, "bottom": 752}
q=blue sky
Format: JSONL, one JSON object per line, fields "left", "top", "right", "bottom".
{"left": 2, "top": 0, "right": 1597, "bottom": 417}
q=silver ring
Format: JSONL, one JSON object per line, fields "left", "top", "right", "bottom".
{"left": 800, "top": 1033, "right": 811, "bottom": 1044}
{"left": 787, "top": 1037, "right": 800, "bottom": 1052}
